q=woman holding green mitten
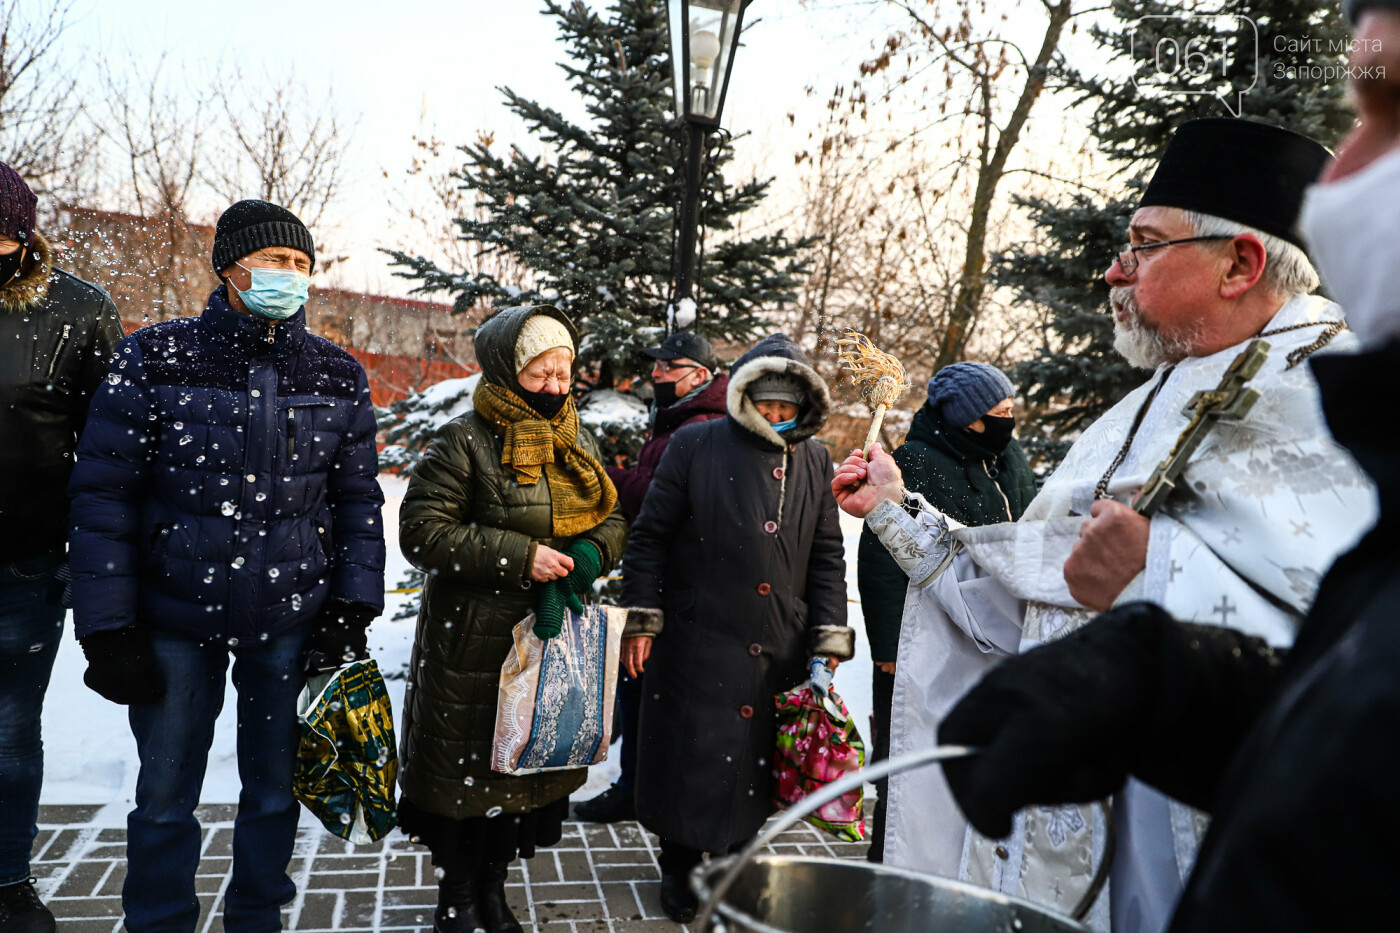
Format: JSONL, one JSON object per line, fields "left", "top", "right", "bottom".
{"left": 397, "top": 305, "right": 626, "bottom": 933}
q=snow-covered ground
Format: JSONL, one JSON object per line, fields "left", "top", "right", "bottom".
{"left": 40, "top": 473, "right": 875, "bottom": 820}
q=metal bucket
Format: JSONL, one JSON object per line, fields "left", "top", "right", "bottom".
{"left": 690, "top": 746, "right": 1110, "bottom": 933}
{"left": 693, "top": 854, "right": 1087, "bottom": 933}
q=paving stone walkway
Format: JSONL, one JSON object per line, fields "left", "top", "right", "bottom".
{"left": 34, "top": 805, "right": 868, "bottom": 933}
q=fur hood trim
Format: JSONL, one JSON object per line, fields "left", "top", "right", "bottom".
{"left": 0, "top": 231, "right": 53, "bottom": 311}
{"left": 727, "top": 343, "right": 831, "bottom": 448}
{"left": 622, "top": 607, "right": 664, "bottom": 638}
{"left": 809, "top": 624, "right": 856, "bottom": 661}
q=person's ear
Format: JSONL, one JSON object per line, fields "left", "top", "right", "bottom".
{"left": 1219, "top": 234, "right": 1267, "bottom": 299}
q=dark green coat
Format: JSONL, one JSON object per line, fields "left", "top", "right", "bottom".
{"left": 856, "top": 404, "right": 1037, "bottom": 662}
{"left": 397, "top": 306, "right": 628, "bottom": 819}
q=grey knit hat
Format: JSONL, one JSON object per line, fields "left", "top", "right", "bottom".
{"left": 0, "top": 162, "right": 37, "bottom": 244}
{"left": 212, "top": 199, "right": 316, "bottom": 274}
{"left": 747, "top": 373, "right": 805, "bottom": 405}
{"left": 927, "top": 362, "right": 1015, "bottom": 427}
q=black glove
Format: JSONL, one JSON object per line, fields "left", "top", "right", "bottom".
{"left": 79, "top": 626, "right": 166, "bottom": 705}
{"left": 302, "top": 599, "right": 377, "bottom": 674}
{"left": 939, "top": 602, "right": 1283, "bottom": 839}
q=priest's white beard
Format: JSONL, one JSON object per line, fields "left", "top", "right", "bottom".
{"left": 1111, "top": 286, "right": 1200, "bottom": 369}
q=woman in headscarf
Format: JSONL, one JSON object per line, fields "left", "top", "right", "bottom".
{"left": 397, "top": 305, "right": 627, "bottom": 933}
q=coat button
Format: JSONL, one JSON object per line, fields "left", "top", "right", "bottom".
{"left": 995, "top": 845, "right": 1009, "bottom": 860}
{"left": 756, "top": 583, "right": 771, "bottom": 596}
{"left": 763, "top": 521, "right": 777, "bottom": 534}
{"left": 250, "top": 389, "right": 261, "bottom": 397}
{"left": 231, "top": 556, "right": 245, "bottom": 568}
{"left": 246, "top": 473, "right": 256, "bottom": 483}
{"left": 772, "top": 467, "right": 785, "bottom": 479}
{"left": 739, "top": 705, "right": 754, "bottom": 719}
{"left": 748, "top": 643, "right": 762, "bottom": 656}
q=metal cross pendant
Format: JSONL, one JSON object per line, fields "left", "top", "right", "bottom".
{"left": 1133, "top": 339, "right": 1271, "bottom": 517}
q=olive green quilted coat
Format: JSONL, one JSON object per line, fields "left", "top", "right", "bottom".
{"left": 397, "top": 306, "right": 627, "bottom": 818}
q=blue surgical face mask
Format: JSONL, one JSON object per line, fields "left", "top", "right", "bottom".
{"left": 771, "top": 417, "right": 798, "bottom": 434}
{"left": 229, "top": 262, "right": 310, "bottom": 320}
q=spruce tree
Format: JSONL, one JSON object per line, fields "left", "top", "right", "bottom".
{"left": 377, "top": 375, "right": 482, "bottom": 475}
{"left": 999, "top": 0, "right": 1350, "bottom": 463}
{"left": 384, "top": 0, "right": 808, "bottom": 389}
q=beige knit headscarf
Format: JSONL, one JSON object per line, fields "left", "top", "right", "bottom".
{"left": 514, "top": 315, "right": 575, "bottom": 373}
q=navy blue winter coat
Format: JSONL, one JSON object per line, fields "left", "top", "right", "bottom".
{"left": 68, "top": 287, "right": 385, "bottom": 641}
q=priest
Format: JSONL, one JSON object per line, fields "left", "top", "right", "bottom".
{"left": 834, "top": 118, "right": 1378, "bottom": 932}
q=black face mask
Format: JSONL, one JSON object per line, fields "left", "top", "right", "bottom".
{"left": 967, "top": 414, "right": 1015, "bottom": 454}
{"left": 0, "top": 247, "right": 26, "bottom": 286}
{"left": 653, "top": 381, "right": 679, "bottom": 408}
{"left": 517, "top": 386, "right": 569, "bottom": 420}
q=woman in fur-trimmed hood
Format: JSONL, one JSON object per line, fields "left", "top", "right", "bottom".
{"left": 618, "top": 331, "right": 852, "bottom": 922}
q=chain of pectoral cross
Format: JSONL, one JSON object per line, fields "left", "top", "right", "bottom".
{"left": 1094, "top": 367, "right": 1174, "bottom": 500}
{"left": 1093, "top": 318, "right": 1346, "bottom": 501}
{"left": 1259, "top": 319, "right": 1348, "bottom": 369}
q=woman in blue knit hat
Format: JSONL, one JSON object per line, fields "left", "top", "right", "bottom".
{"left": 855, "top": 360, "right": 1036, "bottom": 861}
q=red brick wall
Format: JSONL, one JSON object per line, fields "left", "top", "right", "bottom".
{"left": 345, "top": 349, "right": 478, "bottom": 408}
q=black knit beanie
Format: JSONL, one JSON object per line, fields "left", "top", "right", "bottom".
{"left": 211, "top": 199, "right": 316, "bottom": 274}
{"left": 0, "top": 162, "right": 37, "bottom": 244}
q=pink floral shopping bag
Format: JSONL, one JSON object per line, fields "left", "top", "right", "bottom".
{"left": 771, "top": 685, "right": 867, "bottom": 842}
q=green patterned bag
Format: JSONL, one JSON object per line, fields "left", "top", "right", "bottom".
{"left": 294, "top": 659, "right": 398, "bottom": 843}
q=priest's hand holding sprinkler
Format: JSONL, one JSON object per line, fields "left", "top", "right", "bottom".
{"left": 831, "top": 331, "right": 911, "bottom": 514}
{"left": 836, "top": 330, "right": 911, "bottom": 458}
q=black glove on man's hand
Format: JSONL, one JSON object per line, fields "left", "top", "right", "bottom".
{"left": 939, "top": 602, "right": 1283, "bottom": 839}
{"left": 302, "top": 599, "right": 377, "bottom": 674}
{"left": 79, "top": 626, "right": 166, "bottom": 705}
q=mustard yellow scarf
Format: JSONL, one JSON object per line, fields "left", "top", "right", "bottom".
{"left": 472, "top": 381, "right": 618, "bottom": 537}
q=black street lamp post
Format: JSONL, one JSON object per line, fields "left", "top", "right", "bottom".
{"left": 667, "top": 0, "right": 750, "bottom": 313}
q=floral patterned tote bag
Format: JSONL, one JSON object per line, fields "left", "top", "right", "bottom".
{"left": 772, "top": 684, "right": 867, "bottom": 842}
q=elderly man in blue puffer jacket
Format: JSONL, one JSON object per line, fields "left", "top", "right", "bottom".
{"left": 67, "top": 200, "right": 385, "bottom": 933}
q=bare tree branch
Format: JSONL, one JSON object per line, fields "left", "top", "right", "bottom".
{"left": 0, "top": 0, "right": 96, "bottom": 204}
{"left": 209, "top": 70, "right": 354, "bottom": 231}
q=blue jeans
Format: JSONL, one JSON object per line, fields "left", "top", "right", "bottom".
{"left": 124, "top": 627, "right": 308, "bottom": 933}
{"left": 0, "top": 552, "right": 65, "bottom": 886}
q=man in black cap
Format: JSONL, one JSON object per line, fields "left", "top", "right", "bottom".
{"left": 832, "top": 117, "right": 1377, "bottom": 930}
{"left": 576, "top": 332, "right": 727, "bottom": 823}
{"left": 0, "top": 162, "right": 122, "bottom": 933}
{"left": 606, "top": 332, "right": 725, "bottom": 522}
{"left": 67, "top": 200, "right": 385, "bottom": 933}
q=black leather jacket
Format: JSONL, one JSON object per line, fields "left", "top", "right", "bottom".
{"left": 0, "top": 233, "right": 123, "bottom": 562}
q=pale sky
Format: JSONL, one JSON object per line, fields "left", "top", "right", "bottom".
{"left": 57, "top": 1, "right": 1258, "bottom": 301}
{"left": 64, "top": 0, "right": 903, "bottom": 298}
{"left": 53, "top": 0, "right": 1346, "bottom": 301}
